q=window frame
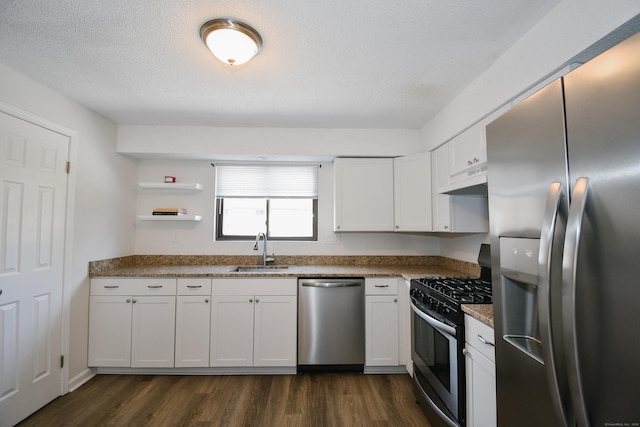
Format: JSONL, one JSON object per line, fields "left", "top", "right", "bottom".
{"left": 215, "top": 197, "right": 318, "bottom": 241}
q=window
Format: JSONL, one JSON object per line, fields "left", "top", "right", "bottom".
{"left": 215, "top": 164, "right": 318, "bottom": 241}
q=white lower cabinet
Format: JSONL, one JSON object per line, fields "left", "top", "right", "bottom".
{"left": 365, "top": 278, "right": 399, "bottom": 367}
{"left": 175, "top": 278, "right": 212, "bottom": 367}
{"left": 465, "top": 314, "right": 497, "bottom": 427}
{"left": 131, "top": 295, "right": 176, "bottom": 367}
{"left": 88, "top": 295, "right": 133, "bottom": 367}
{"left": 210, "top": 278, "right": 297, "bottom": 368}
{"left": 210, "top": 295, "right": 255, "bottom": 366}
{"left": 88, "top": 278, "right": 177, "bottom": 368}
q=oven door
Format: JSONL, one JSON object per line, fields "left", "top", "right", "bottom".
{"left": 410, "top": 301, "right": 460, "bottom": 424}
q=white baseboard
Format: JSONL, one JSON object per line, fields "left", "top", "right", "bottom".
{"left": 68, "top": 368, "right": 96, "bottom": 392}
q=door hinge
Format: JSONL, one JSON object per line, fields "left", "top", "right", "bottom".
{"left": 66, "top": 161, "right": 71, "bottom": 174}
{"left": 60, "top": 355, "right": 64, "bottom": 368}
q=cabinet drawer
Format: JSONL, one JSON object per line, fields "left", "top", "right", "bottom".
{"left": 465, "top": 315, "right": 495, "bottom": 362}
{"left": 177, "top": 278, "right": 212, "bottom": 295}
{"left": 365, "top": 278, "right": 398, "bottom": 295}
{"left": 91, "top": 278, "right": 177, "bottom": 295}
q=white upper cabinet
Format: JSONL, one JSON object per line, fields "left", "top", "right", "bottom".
{"left": 393, "top": 153, "right": 432, "bottom": 232}
{"left": 432, "top": 145, "right": 488, "bottom": 233}
{"left": 439, "top": 124, "right": 488, "bottom": 194}
{"left": 333, "top": 157, "right": 395, "bottom": 232}
{"left": 449, "top": 124, "right": 487, "bottom": 177}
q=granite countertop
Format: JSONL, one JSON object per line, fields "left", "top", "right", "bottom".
{"left": 462, "top": 304, "right": 494, "bottom": 328}
{"left": 89, "top": 263, "right": 470, "bottom": 282}
{"left": 88, "top": 255, "right": 481, "bottom": 282}
{"left": 89, "top": 254, "right": 494, "bottom": 326}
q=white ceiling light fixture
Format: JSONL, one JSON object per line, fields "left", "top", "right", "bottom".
{"left": 200, "top": 18, "right": 263, "bottom": 66}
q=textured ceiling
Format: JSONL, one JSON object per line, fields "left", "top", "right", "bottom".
{"left": 0, "top": 0, "right": 560, "bottom": 129}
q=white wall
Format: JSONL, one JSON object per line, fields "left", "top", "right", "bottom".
{"left": 0, "top": 63, "right": 137, "bottom": 389}
{"left": 421, "top": 1, "right": 640, "bottom": 261}
{"left": 421, "top": 1, "right": 640, "bottom": 151}
{"left": 118, "top": 125, "right": 422, "bottom": 160}
{"left": 135, "top": 159, "right": 440, "bottom": 255}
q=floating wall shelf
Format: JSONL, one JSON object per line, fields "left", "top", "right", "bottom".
{"left": 138, "top": 182, "right": 203, "bottom": 191}
{"left": 137, "top": 215, "right": 202, "bottom": 222}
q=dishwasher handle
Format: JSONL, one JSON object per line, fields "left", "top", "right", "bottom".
{"left": 300, "top": 280, "right": 363, "bottom": 288}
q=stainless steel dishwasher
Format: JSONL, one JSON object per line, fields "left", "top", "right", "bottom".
{"left": 297, "top": 277, "right": 365, "bottom": 372}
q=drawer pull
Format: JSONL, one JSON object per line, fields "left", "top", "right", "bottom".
{"left": 477, "top": 334, "right": 495, "bottom": 346}
{"left": 104, "top": 285, "right": 119, "bottom": 289}
{"left": 374, "top": 284, "right": 389, "bottom": 288}
{"left": 187, "top": 285, "right": 202, "bottom": 288}
{"left": 147, "top": 285, "right": 163, "bottom": 289}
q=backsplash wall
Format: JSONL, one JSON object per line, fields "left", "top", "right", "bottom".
{"left": 134, "top": 158, "right": 441, "bottom": 256}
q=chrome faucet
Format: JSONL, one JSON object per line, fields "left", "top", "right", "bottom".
{"left": 253, "top": 232, "right": 275, "bottom": 265}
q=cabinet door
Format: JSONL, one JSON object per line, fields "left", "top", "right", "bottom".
{"left": 88, "top": 295, "right": 132, "bottom": 367}
{"left": 210, "top": 295, "right": 254, "bottom": 367}
{"left": 432, "top": 145, "right": 452, "bottom": 231}
{"left": 465, "top": 344, "right": 497, "bottom": 427}
{"left": 365, "top": 295, "right": 399, "bottom": 366}
{"left": 393, "top": 153, "right": 432, "bottom": 232}
{"left": 131, "top": 296, "right": 176, "bottom": 368}
{"left": 253, "top": 295, "right": 297, "bottom": 367}
{"left": 175, "top": 295, "right": 211, "bottom": 368}
{"left": 399, "top": 280, "right": 412, "bottom": 374}
{"left": 334, "top": 158, "right": 394, "bottom": 231}
{"left": 449, "top": 125, "right": 487, "bottom": 176}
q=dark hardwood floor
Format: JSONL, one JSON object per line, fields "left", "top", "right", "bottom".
{"left": 17, "top": 373, "right": 432, "bottom": 426}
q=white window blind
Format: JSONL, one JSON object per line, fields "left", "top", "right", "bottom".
{"left": 215, "top": 164, "right": 318, "bottom": 198}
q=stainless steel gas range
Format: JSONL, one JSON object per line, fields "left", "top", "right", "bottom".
{"left": 409, "top": 244, "right": 492, "bottom": 427}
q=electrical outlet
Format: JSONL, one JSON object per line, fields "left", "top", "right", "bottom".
{"left": 172, "top": 231, "right": 180, "bottom": 242}
{"left": 324, "top": 232, "right": 340, "bottom": 244}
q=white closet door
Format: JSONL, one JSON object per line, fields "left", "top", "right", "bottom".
{"left": 0, "top": 112, "right": 69, "bottom": 427}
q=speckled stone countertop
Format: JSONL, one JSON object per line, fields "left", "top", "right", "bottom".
{"left": 89, "top": 255, "right": 481, "bottom": 282}
{"left": 462, "top": 304, "right": 494, "bottom": 328}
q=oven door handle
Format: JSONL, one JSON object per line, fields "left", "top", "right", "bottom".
{"left": 410, "top": 301, "right": 456, "bottom": 337}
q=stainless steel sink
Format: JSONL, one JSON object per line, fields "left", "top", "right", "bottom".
{"left": 231, "top": 265, "right": 289, "bottom": 273}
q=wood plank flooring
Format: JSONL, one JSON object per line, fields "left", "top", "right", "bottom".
{"left": 17, "top": 373, "right": 432, "bottom": 427}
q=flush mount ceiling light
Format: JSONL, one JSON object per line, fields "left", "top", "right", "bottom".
{"left": 200, "top": 18, "right": 263, "bottom": 66}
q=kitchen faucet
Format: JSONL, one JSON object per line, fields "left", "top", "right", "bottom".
{"left": 253, "top": 232, "right": 275, "bottom": 265}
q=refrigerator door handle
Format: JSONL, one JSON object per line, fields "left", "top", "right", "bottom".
{"left": 562, "top": 177, "right": 590, "bottom": 427}
{"left": 538, "top": 181, "right": 571, "bottom": 427}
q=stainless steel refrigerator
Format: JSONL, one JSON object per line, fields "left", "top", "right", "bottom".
{"left": 486, "top": 30, "right": 640, "bottom": 427}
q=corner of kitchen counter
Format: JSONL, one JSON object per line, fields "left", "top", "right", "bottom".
{"left": 462, "top": 304, "right": 494, "bottom": 328}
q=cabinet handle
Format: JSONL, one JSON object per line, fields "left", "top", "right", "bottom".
{"left": 147, "top": 285, "right": 162, "bottom": 288}
{"left": 443, "top": 225, "right": 449, "bottom": 230}
{"left": 187, "top": 285, "right": 202, "bottom": 288}
{"left": 205, "top": 298, "right": 209, "bottom": 303}
{"left": 473, "top": 157, "right": 479, "bottom": 163}
{"left": 132, "top": 299, "right": 137, "bottom": 303}
{"left": 255, "top": 298, "right": 260, "bottom": 303}
{"left": 336, "top": 225, "right": 340, "bottom": 230}
{"left": 249, "top": 298, "right": 253, "bottom": 303}
{"left": 394, "top": 298, "right": 398, "bottom": 303}
{"left": 477, "top": 334, "right": 495, "bottom": 346}
{"left": 467, "top": 160, "right": 473, "bottom": 165}
{"left": 104, "top": 285, "right": 119, "bottom": 289}
{"left": 126, "top": 298, "right": 131, "bottom": 303}
{"left": 395, "top": 225, "right": 399, "bottom": 229}
{"left": 374, "top": 284, "right": 389, "bottom": 288}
